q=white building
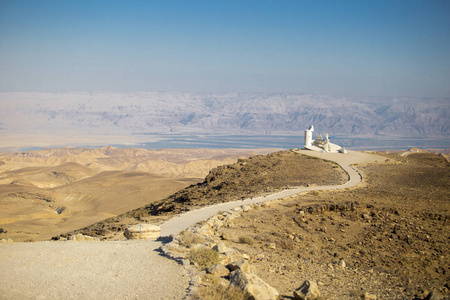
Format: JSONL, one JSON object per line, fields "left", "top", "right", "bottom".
{"left": 303, "top": 125, "right": 347, "bottom": 154}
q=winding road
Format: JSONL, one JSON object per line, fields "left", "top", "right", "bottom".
{"left": 0, "top": 150, "right": 384, "bottom": 300}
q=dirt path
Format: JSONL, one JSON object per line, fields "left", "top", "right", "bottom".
{"left": 0, "top": 150, "right": 384, "bottom": 299}
{"left": 0, "top": 240, "right": 188, "bottom": 300}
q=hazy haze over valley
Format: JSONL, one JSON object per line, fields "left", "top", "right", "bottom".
{"left": 1, "top": 92, "right": 448, "bottom": 151}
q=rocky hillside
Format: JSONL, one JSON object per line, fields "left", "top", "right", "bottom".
{"left": 219, "top": 151, "right": 449, "bottom": 299}
{"left": 67, "top": 151, "right": 347, "bottom": 239}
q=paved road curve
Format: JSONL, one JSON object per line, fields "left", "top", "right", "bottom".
{"left": 0, "top": 150, "right": 384, "bottom": 299}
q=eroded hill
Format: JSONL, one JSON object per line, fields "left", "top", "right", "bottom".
{"left": 0, "top": 147, "right": 271, "bottom": 241}
{"left": 67, "top": 151, "right": 347, "bottom": 239}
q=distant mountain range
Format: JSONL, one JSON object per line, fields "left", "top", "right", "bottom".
{"left": 0, "top": 92, "right": 448, "bottom": 142}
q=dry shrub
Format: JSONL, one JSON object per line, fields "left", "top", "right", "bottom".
{"left": 179, "top": 230, "right": 205, "bottom": 248}
{"left": 188, "top": 248, "right": 220, "bottom": 269}
{"left": 238, "top": 235, "right": 254, "bottom": 246}
{"left": 279, "top": 239, "right": 294, "bottom": 250}
{"left": 193, "top": 276, "right": 250, "bottom": 300}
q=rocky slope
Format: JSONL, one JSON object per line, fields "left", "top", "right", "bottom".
{"left": 63, "top": 151, "right": 347, "bottom": 239}
{"left": 218, "top": 152, "right": 450, "bottom": 299}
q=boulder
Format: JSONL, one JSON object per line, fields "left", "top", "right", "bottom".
{"left": 293, "top": 280, "right": 321, "bottom": 300}
{"left": 208, "top": 264, "right": 230, "bottom": 277}
{"left": 230, "top": 269, "right": 279, "bottom": 300}
{"left": 213, "top": 242, "right": 235, "bottom": 254}
{"left": 226, "top": 259, "right": 252, "bottom": 273}
{"left": 124, "top": 224, "right": 160, "bottom": 240}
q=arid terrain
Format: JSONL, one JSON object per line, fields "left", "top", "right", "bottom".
{"left": 0, "top": 147, "right": 275, "bottom": 241}
{"left": 63, "top": 149, "right": 449, "bottom": 299}
{"left": 217, "top": 151, "right": 450, "bottom": 299}
{"left": 0, "top": 146, "right": 449, "bottom": 299}
{"left": 64, "top": 150, "right": 348, "bottom": 240}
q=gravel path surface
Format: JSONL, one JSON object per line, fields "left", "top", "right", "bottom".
{"left": 0, "top": 240, "right": 188, "bottom": 300}
{"left": 0, "top": 150, "right": 383, "bottom": 300}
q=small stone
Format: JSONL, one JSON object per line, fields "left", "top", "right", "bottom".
{"left": 181, "top": 259, "right": 191, "bottom": 266}
{"left": 242, "top": 204, "right": 252, "bottom": 212}
{"left": 421, "top": 291, "right": 442, "bottom": 300}
{"left": 363, "top": 292, "right": 377, "bottom": 300}
{"left": 339, "top": 258, "right": 346, "bottom": 269}
{"left": 220, "top": 232, "right": 231, "bottom": 240}
{"left": 208, "top": 264, "right": 230, "bottom": 277}
{"left": 293, "top": 280, "right": 321, "bottom": 300}
{"left": 268, "top": 243, "right": 276, "bottom": 249}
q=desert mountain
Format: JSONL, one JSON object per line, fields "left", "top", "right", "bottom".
{"left": 0, "top": 92, "right": 448, "bottom": 150}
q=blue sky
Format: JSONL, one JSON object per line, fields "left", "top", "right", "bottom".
{"left": 0, "top": 0, "right": 449, "bottom": 97}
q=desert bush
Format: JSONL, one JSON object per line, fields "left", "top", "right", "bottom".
{"left": 179, "top": 230, "right": 205, "bottom": 248}
{"left": 279, "top": 239, "right": 294, "bottom": 250}
{"left": 188, "top": 248, "right": 220, "bottom": 269}
{"left": 193, "top": 275, "right": 250, "bottom": 300}
{"left": 238, "top": 235, "right": 254, "bottom": 246}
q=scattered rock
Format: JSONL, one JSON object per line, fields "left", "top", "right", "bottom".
{"left": 230, "top": 269, "right": 280, "bottom": 300}
{"left": 207, "top": 264, "right": 230, "bottom": 277}
{"left": 242, "top": 204, "right": 253, "bottom": 212}
{"left": 212, "top": 242, "right": 235, "bottom": 254}
{"left": 220, "top": 232, "right": 231, "bottom": 240}
{"left": 68, "top": 233, "right": 100, "bottom": 242}
{"left": 123, "top": 224, "right": 160, "bottom": 240}
{"left": 268, "top": 243, "right": 276, "bottom": 249}
{"left": 421, "top": 291, "right": 443, "bottom": 300}
{"left": 293, "top": 280, "right": 321, "bottom": 300}
{"left": 363, "top": 292, "right": 377, "bottom": 299}
{"left": 226, "top": 259, "right": 252, "bottom": 273}
{"left": 339, "top": 258, "right": 346, "bottom": 269}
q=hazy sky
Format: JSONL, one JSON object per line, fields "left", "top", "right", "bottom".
{"left": 1, "top": 0, "right": 449, "bottom": 97}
